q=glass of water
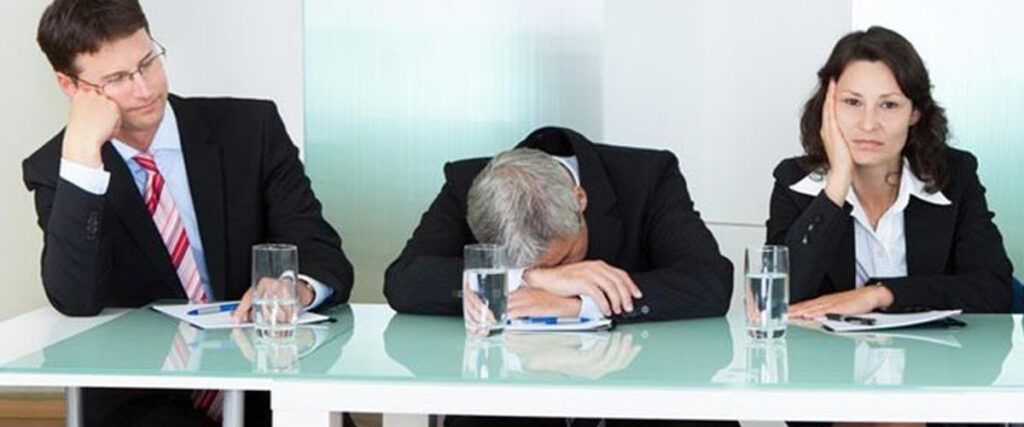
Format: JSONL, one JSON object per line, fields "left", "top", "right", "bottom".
{"left": 744, "top": 245, "right": 789, "bottom": 339}
{"left": 463, "top": 243, "right": 508, "bottom": 337}
{"left": 252, "top": 243, "right": 299, "bottom": 339}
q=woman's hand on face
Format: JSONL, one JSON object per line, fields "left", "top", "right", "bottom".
{"left": 821, "top": 79, "right": 854, "bottom": 206}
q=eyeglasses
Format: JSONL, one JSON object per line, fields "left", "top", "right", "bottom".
{"left": 74, "top": 39, "right": 166, "bottom": 96}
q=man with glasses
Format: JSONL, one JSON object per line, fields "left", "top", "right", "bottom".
{"left": 22, "top": 0, "right": 353, "bottom": 425}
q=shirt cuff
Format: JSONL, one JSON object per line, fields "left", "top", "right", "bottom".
{"left": 507, "top": 267, "right": 526, "bottom": 292}
{"left": 578, "top": 295, "right": 605, "bottom": 319}
{"left": 59, "top": 158, "right": 110, "bottom": 195}
{"left": 298, "top": 274, "right": 334, "bottom": 311}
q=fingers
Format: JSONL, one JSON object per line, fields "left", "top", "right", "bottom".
{"left": 607, "top": 266, "right": 639, "bottom": 311}
{"left": 463, "top": 288, "right": 492, "bottom": 324}
{"left": 506, "top": 289, "right": 530, "bottom": 318}
{"left": 820, "top": 80, "right": 834, "bottom": 142}
{"left": 827, "top": 80, "right": 846, "bottom": 147}
{"left": 232, "top": 288, "right": 254, "bottom": 323}
{"left": 585, "top": 261, "right": 638, "bottom": 315}
{"left": 590, "top": 270, "right": 624, "bottom": 315}
{"left": 580, "top": 283, "right": 612, "bottom": 316}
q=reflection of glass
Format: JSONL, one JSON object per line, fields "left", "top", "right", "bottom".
{"left": 853, "top": 342, "right": 905, "bottom": 385}
{"left": 504, "top": 332, "right": 641, "bottom": 379}
{"left": 232, "top": 326, "right": 322, "bottom": 374}
{"left": 745, "top": 339, "right": 788, "bottom": 384}
{"left": 252, "top": 244, "right": 300, "bottom": 339}
{"left": 461, "top": 336, "right": 507, "bottom": 379}
{"left": 255, "top": 338, "right": 299, "bottom": 373}
{"left": 463, "top": 244, "right": 508, "bottom": 338}
{"left": 744, "top": 245, "right": 789, "bottom": 339}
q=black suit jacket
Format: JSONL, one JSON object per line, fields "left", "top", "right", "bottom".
{"left": 384, "top": 126, "right": 733, "bottom": 322}
{"left": 23, "top": 94, "right": 353, "bottom": 316}
{"left": 766, "top": 148, "right": 1013, "bottom": 312}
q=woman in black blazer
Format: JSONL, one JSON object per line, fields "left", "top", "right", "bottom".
{"left": 767, "top": 26, "right": 1013, "bottom": 318}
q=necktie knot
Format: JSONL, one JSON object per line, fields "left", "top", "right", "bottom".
{"left": 133, "top": 153, "right": 159, "bottom": 173}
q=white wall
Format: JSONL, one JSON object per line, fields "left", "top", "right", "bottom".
{"left": 140, "top": 0, "right": 305, "bottom": 151}
{"left": 602, "top": 1, "right": 852, "bottom": 314}
{"left": 603, "top": 0, "right": 852, "bottom": 227}
{"left": 0, "top": 1, "right": 66, "bottom": 322}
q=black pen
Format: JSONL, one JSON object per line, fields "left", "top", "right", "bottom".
{"left": 825, "top": 313, "right": 876, "bottom": 325}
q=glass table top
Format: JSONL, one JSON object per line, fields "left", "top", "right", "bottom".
{"left": 3, "top": 304, "right": 1022, "bottom": 391}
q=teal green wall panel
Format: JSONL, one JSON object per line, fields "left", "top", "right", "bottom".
{"left": 304, "top": 1, "right": 603, "bottom": 303}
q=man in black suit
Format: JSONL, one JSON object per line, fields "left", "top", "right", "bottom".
{"left": 386, "top": 126, "right": 732, "bottom": 323}
{"left": 23, "top": 0, "right": 352, "bottom": 425}
{"left": 385, "top": 127, "right": 734, "bottom": 427}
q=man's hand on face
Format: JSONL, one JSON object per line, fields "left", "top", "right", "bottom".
{"left": 523, "top": 260, "right": 642, "bottom": 317}
{"left": 507, "top": 287, "right": 582, "bottom": 319}
{"left": 62, "top": 88, "right": 121, "bottom": 168}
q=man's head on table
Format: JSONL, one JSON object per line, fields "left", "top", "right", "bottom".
{"left": 466, "top": 148, "right": 641, "bottom": 319}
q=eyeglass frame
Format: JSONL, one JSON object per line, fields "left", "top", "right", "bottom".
{"left": 72, "top": 39, "right": 167, "bottom": 95}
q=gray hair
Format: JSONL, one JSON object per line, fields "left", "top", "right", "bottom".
{"left": 467, "top": 148, "right": 581, "bottom": 267}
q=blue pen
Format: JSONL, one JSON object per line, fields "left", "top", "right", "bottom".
{"left": 187, "top": 302, "right": 240, "bottom": 316}
{"left": 524, "top": 316, "right": 591, "bottom": 324}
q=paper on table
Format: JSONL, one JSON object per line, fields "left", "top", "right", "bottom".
{"left": 152, "top": 302, "right": 330, "bottom": 330}
{"left": 820, "top": 310, "right": 962, "bottom": 333}
{"left": 504, "top": 317, "right": 613, "bottom": 332}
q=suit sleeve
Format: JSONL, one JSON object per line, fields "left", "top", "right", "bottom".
{"left": 623, "top": 153, "right": 734, "bottom": 322}
{"left": 384, "top": 163, "right": 472, "bottom": 315}
{"left": 260, "top": 103, "right": 353, "bottom": 307}
{"left": 23, "top": 152, "right": 114, "bottom": 316}
{"left": 765, "top": 162, "right": 852, "bottom": 304}
{"left": 880, "top": 153, "right": 1013, "bottom": 313}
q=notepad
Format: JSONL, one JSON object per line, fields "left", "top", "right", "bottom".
{"left": 819, "top": 310, "right": 962, "bottom": 333}
{"left": 504, "top": 317, "right": 613, "bottom": 332}
{"left": 152, "top": 302, "right": 330, "bottom": 330}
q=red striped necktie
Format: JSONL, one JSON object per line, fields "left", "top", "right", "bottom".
{"left": 133, "top": 153, "right": 207, "bottom": 303}
{"left": 137, "top": 153, "right": 221, "bottom": 420}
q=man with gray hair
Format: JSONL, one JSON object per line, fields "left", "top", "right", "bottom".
{"left": 385, "top": 126, "right": 732, "bottom": 323}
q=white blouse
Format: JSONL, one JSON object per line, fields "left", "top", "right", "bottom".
{"left": 789, "top": 159, "right": 951, "bottom": 287}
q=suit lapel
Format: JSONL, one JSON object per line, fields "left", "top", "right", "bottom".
{"left": 572, "top": 134, "right": 623, "bottom": 262}
{"left": 171, "top": 97, "right": 228, "bottom": 301}
{"left": 904, "top": 198, "right": 954, "bottom": 275}
{"left": 101, "top": 144, "right": 184, "bottom": 298}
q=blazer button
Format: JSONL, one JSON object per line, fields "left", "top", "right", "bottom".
{"left": 640, "top": 305, "right": 650, "bottom": 315}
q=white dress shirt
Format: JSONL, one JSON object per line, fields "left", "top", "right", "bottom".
{"left": 58, "top": 101, "right": 333, "bottom": 309}
{"left": 789, "top": 158, "right": 951, "bottom": 287}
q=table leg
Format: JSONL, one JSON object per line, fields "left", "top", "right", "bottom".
{"left": 65, "top": 386, "right": 82, "bottom": 427}
{"left": 222, "top": 390, "right": 245, "bottom": 427}
{"left": 272, "top": 409, "right": 344, "bottom": 427}
{"left": 382, "top": 413, "right": 430, "bottom": 427}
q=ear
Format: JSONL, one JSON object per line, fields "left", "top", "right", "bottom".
{"left": 55, "top": 72, "right": 79, "bottom": 99}
{"left": 573, "top": 186, "right": 588, "bottom": 214}
{"left": 909, "top": 108, "right": 922, "bottom": 126}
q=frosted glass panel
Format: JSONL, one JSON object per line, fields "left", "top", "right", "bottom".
{"left": 853, "top": 0, "right": 1024, "bottom": 276}
{"left": 304, "top": 1, "right": 603, "bottom": 302}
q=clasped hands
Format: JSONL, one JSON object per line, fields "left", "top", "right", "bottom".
{"left": 509, "top": 260, "right": 643, "bottom": 319}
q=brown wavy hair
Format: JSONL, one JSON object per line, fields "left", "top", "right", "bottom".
{"left": 799, "top": 26, "right": 949, "bottom": 192}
